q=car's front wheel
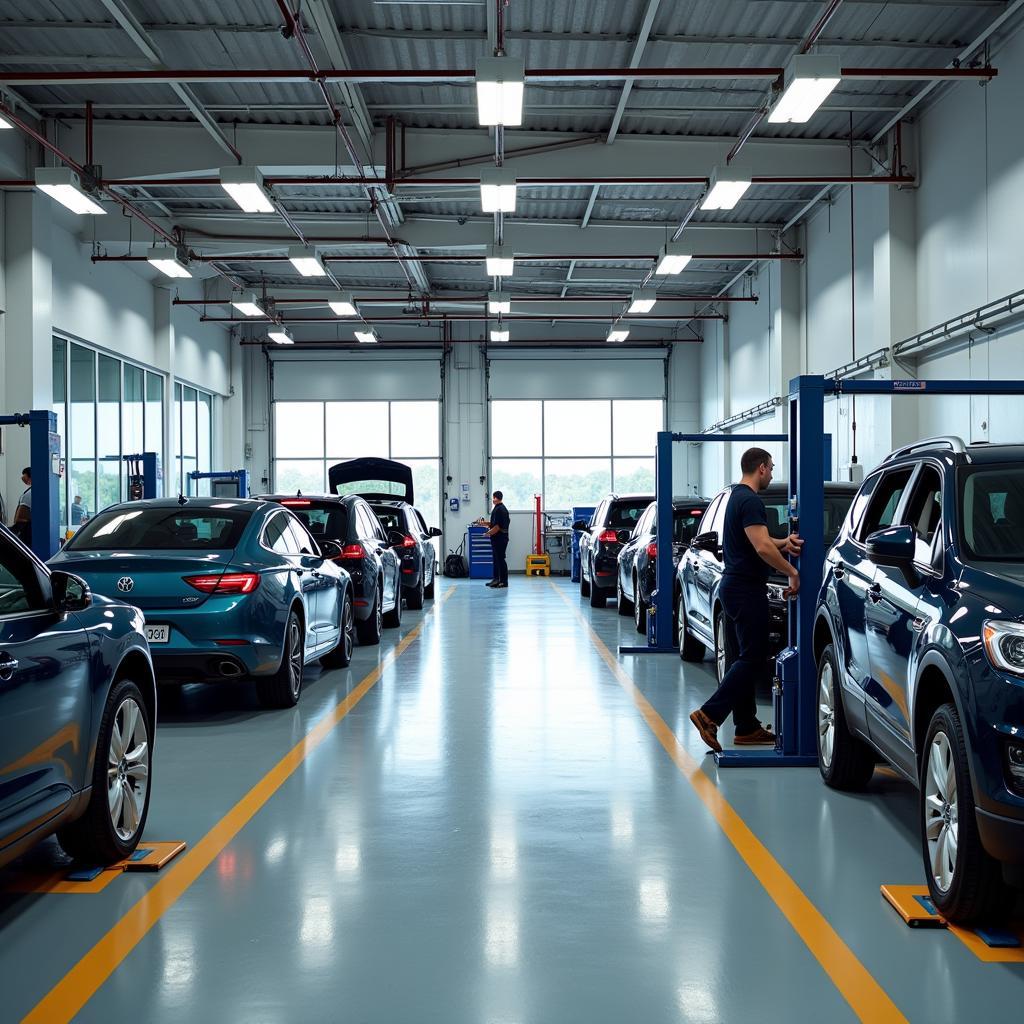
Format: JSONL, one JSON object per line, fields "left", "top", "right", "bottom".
{"left": 816, "top": 644, "right": 874, "bottom": 789}
{"left": 633, "top": 577, "right": 646, "bottom": 634}
{"left": 616, "top": 573, "right": 632, "bottom": 616}
{"left": 357, "top": 586, "right": 383, "bottom": 645}
{"left": 921, "top": 703, "right": 1007, "bottom": 924}
{"left": 589, "top": 562, "right": 607, "bottom": 607}
{"left": 424, "top": 563, "right": 435, "bottom": 600}
{"left": 406, "top": 569, "right": 425, "bottom": 610}
{"left": 383, "top": 580, "right": 402, "bottom": 628}
{"left": 59, "top": 678, "right": 152, "bottom": 863}
{"left": 678, "top": 598, "right": 705, "bottom": 661}
{"left": 321, "top": 594, "right": 355, "bottom": 669}
{"left": 714, "top": 613, "right": 727, "bottom": 685}
{"left": 258, "top": 609, "right": 305, "bottom": 708}
{"left": 580, "top": 556, "right": 591, "bottom": 598}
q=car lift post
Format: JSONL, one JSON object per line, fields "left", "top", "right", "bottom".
{"left": 100, "top": 453, "right": 160, "bottom": 501}
{"left": 0, "top": 410, "right": 60, "bottom": 561}
{"left": 186, "top": 469, "right": 249, "bottom": 498}
{"left": 716, "top": 373, "right": 1024, "bottom": 768}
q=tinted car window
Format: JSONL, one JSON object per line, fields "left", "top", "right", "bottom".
{"left": 902, "top": 466, "right": 943, "bottom": 564}
{"left": 847, "top": 473, "right": 881, "bottom": 539}
{"left": 607, "top": 501, "right": 652, "bottom": 529}
{"left": 0, "top": 540, "right": 43, "bottom": 613}
{"left": 68, "top": 507, "right": 248, "bottom": 550}
{"left": 634, "top": 503, "right": 656, "bottom": 537}
{"left": 960, "top": 466, "right": 1024, "bottom": 561}
{"left": 414, "top": 510, "right": 428, "bottom": 534}
{"left": 357, "top": 504, "right": 381, "bottom": 540}
{"left": 292, "top": 504, "right": 346, "bottom": 542}
{"left": 707, "top": 493, "right": 728, "bottom": 537}
{"left": 673, "top": 507, "right": 706, "bottom": 545}
{"left": 859, "top": 468, "right": 914, "bottom": 542}
{"left": 264, "top": 512, "right": 292, "bottom": 554}
{"left": 373, "top": 509, "right": 404, "bottom": 534}
{"left": 286, "top": 517, "right": 316, "bottom": 555}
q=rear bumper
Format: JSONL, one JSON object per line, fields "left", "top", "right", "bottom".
{"left": 152, "top": 645, "right": 280, "bottom": 682}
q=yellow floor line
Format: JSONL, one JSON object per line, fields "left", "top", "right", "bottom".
{"left": 550, "top": 580, "right": 908, "bottom": 1024}
{"left": 22, "top": 587, "right": 455, "bottom": 1024}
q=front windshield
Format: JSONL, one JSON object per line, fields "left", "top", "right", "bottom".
{"left": 960, "top": 466, "right": 1024, "bottom": 561}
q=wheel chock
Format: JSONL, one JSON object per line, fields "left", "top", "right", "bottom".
{"left": 117, "top": 840, "right": 187, "bottom": 872}
{"left": 880, "top": 884, "right": 947, "bottom": 928}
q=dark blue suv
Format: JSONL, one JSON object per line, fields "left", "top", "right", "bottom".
{"left": 814, "top": 437, "right": 1024, "bottom": 923}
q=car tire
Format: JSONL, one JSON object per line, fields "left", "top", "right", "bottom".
{"left": 633, "top": 578, "right": 646, "bottom": 634}
{"left": 714, "top": 612, "right": 727, "bottom": 686}
{"left": 589, "top": 565, "right": 606, "bottom": 607}
{"left": 580, "top": 559, "right": 591, "bottom": 598}
{"left": 424, "top": 564, "right": 435, "bottom": 600}
{"left": 357, "top": 587, "right": 383, "bottom": 645}
{"left": 678, "top": 599, "right": 705, "bottom": 661}
{"left": 616, "top": 574, "right": 632, "bottom": 616}
{"left": 258, "top": 608, "right": 305, "bottom": 708}
{"left": 406, "top": 572, "right": 425, "bottom": 610}
{"left": 921, "top": 702, "right": 1008, "bottom": 924}
{"left": 321, "top": 594, "right": 355, "bottom": 669}
{"left": 383, "top": 580, "right": 402, "bottom": 628}
{"left": 58, "top": 678, "right": 153, "bottom": 864}
{"left": 816, "top": 644, "right": 875, "bottom": 790}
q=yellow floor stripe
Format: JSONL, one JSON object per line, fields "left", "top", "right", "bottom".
{"left": 550, "top": 581, "right": 908, "bottom": 1024}
{"left": 22, "top": 587, "right": 455, "bottom": 1024}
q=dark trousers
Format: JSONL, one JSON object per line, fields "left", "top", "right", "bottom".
{"left": 700, "top": 578, "right": 769, "bottom": 734}
{"left": 491, "top": 533, "right": 509, "bottom": 584}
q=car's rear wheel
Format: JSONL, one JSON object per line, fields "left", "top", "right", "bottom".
{"left": 589, "top": 563, "right": 607, "bottom": 607}
{"left": 616, "top": 573, "right": 632, "bottom": 616}
{"left": 258, "top": 609, "right": 305, "bottom": 708}
{"left": 580, "top": 558, "right": 591, "bottom": 598}
{"left": 715, "top": 613, "right": 727, "bottom": 685}
{"left": 383, "top": 580, "right": 402, "bottom": 628}
{"left": 921, "top": 703, "right": 1007, "bottom": 924}
{"left": 816, "top": 644, "right": 875, "bottom": 789}
{"left": 633, "top": 576, "right": 646, "bottom": 634}
{"left": 59, "top": 678, "right": 152, "bottom": 863}
{"left": 678, "top": 599, "right": 705, "bottom": 661}
{"left": 424, "top": 563, "right": 435, "bottom": 599}
{"left": 357, "top": 586, "right": 383, "bottom": 645}
{"left": 406, "top": 571, "right": 425, "bottom": 610}
{"left": 321, "top": 594, "right": 355, "bottom": 669}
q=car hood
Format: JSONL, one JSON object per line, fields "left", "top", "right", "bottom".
{"left": 328, "top": 457, "right": 413, "bottom": 503}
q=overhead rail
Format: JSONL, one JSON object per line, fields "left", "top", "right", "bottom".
{"left": 702, "top": 396, "right": 782, "bottom": 433}
{"left": 201, "top": 312, "right": 727, "bottom": 324}
{"left": 171, "top": 293, "right": 759, "bottom": 306}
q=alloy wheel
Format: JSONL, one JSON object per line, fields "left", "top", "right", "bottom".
{"left": 634, "top": 578, "right": 643, "bottom": 630}
{"left": 288, "top": 618, "right": 303, "bottom": 698}
{"left": 715, "top": 617, "right": 726, "bottom": 684}
{"left": 818, "top": 660, "right": 835, "bottom": 767}
{"left": 924, "top": 731, "right": 959, "bottom": 893}
{"left": 342, "top": 600, "right": 354, "bottom": 661}
{"left": 107, "top": 696, "right": 150, "bottom": 842}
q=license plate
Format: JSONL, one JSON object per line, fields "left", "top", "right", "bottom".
{"left": 145, "top": 624, "right": 171, "bottom": 644}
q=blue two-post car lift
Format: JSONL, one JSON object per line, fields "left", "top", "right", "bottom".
{"left": 0, "top": 410, "right": 61, "bottom": 561}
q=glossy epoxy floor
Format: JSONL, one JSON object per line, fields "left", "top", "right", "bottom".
{"left": 3, "top": 579, "right": 1024, "bottom": 1022}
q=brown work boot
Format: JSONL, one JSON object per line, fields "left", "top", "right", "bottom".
{"left": 689, "top": 709, "right": 722, "bottom": 753}
{"left": 734, "top": 725, "right": 776, "bottom": 745}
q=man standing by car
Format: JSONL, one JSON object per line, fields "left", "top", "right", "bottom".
{"left": 689, "top": 448, "right": 802, "bottom": 752}
{"left": 476, "top": 490, "right": 510, "bottom": 588}
{"left": 12, "top": 467, "right": 31, "bottom": 546}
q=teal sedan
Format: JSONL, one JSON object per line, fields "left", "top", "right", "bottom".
{"left": 49, "top": 498, "right": 355, "bottom": 708}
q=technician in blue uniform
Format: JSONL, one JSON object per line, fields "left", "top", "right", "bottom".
{"left": 689, "top": 448, "right": 802, "bottom": 752}
{"left": 476, "top": 490, "right": 510, "bottom": 589}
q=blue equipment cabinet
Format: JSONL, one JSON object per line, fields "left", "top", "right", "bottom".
{"left": 467, "top": 526, "right": 494, "bottom": 579}
{"left": 570, "top": 505, "right": 596, "bottom": 583}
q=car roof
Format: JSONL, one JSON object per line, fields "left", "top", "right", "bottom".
{"left": 606, "top": 493, "right": 656, "bottom": 502}
{"left": 100, "top": 497, "right": 273, "bottom": 511}
{"left": 899, "top": 443, "right": 1024, "bottom": 466}
{"left": 259, "top": 493, "right": 353, "bottom": 506}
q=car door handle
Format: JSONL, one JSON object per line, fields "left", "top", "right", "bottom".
{"left": 0, "top": 656, "right": 18, "bottom": 681}
{"left": 868, "top": 583, "right": 882, "bottom": 603}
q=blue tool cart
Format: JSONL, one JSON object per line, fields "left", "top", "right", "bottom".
{"left": 467, "top": 525, "right": 494, "bottom": 579}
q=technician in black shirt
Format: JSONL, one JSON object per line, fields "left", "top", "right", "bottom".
{"left": 476, "top": 491, "right": 510, "bottom": 588}
{"left": 689, "top": 448, "right": 802, "bottom": 752}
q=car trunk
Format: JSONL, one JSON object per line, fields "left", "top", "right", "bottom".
{"left": 329, "top": 457, "right": 414, "bottom": 503}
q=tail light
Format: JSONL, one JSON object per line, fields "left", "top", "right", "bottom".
{"left": 280, "top": 499, "right": 311, "bottom": 507}
{"left": 184, "top": 572, "right": 260, "bottom": 595}
{"left": 400, "top": 534, "right": 417, "bottom": 548}
{"left": 646, "top": 543, "right": 657, "bottom": 558}
{"left": 598, "top": 529, "right": 619, "bottom": 543}
{"left": 338, "top": 543, "right": 366, "bottom": 560}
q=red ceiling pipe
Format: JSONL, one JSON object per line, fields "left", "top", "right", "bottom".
{"left": 174, "top": 293, "right": 758, "bottom": 305}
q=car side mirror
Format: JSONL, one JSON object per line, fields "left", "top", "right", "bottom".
{"left": 52, "top": 571, "right": 92, "bottom": 613}
{"left": 616, "top": 529, "right": 631, "bottom": 544}
{"left": 429, "top": 527, "right": 443, "bottom": 538}
{"left": 320, "top": 540, "right": 343, "bottom": 560}
{"left": 572, "top": 520, "right": 589, "bottom": 532}
{"left": 692, "top": 531, "right": 719, "bottom": 553}
{"left": 866, "top": 525, "right": 916, "bottom": 569}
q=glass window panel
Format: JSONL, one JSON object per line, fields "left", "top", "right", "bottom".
{"left": 97, "top": 460, "right": 121, "bottom": 512}
{"left": 183, "top": 457, "right": 200, "bottom": 496}
{"left": 325, "top": 402, "right": 388, "bottom": 458}
{"left": 275, "top": 460, "right": 326, "bottom": 495}
{"left": 397, "top": 459, "right": 441, "bottom": 527}
{"left": 276, "top": 402, "right": 325, "bottom": 459}
{"left": 544, "top": 400, "right": 610, "bottom": 457}
{"left": 122, "top": 365, "right": 145, "bottom": 496}
{"left": 391, "top": 402, "right": 439, "bottom": 458}
{"left": 613, "top": 400, "right": 663, "bottom": 456}
{"left": 174, "top": 383, "right": 182, "bottom": 495}
{"left": 69, "top": 461, "right": 96, "bottom": 525}
{"left": 543, "top": 458, "right": 611, "bottom": 511}
{"left": 613, "top": 457, "right": 655, "bottom": 495}
{"left": 70, "top": 344, "right": 96, "bottom": 460}
{"left": 182, "top": 386, "right": 197, "bottom": 463}
{"left": 146, "top": 372, "right": 164, "bottom": 496}
{"left": 491, "top": 401, "right": 541, "bottom": 457}
{"left": 52, "top": 338, "right": 68, "bottom": 527}
{"left": 97, "top": 355, "right": 121, "bottom": 503}
{"left": 198, "top": 392, "right": 212, "bottom": 473}
{"left": 490, "top": 458, "right": 542, "bottom": 511}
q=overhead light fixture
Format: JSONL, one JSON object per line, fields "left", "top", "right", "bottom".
{"left": 480, "top": 166, "right": 518, "bottom": 213}
{"left": 288, "top": 245, "right": 327, "bottom": 277}
{"left": 146, "top": 245, "right": 192, "bottom": 279}
{"left": 628, "top": 288, "right": 657, "bottom": 313}
{"left": 768, "top": 54, "right": 841, "bottom": 124}
{"left": 34, "top": 166, "right": 106, "bottom": 215}
{"left": 490, "top": 328, "right": 510, "bottom": 343}
{"left": 268, "top": 327, "right": 294, "bottom": 345}
{"left": 219, "top": 165, "right": 275, "bottom": 213}
{"left": 355, "top": 329, "right": 379, "bottom": 344}
{"left": 0, "top": 112, "right": 12, "bottom": 129}
{"left": 475, "top": 56, "right": 525, "bottom": 127}
{"left": 488, "top": 290, "right": 511, "bottom": 314}
{"left": 328, "top": 291, "right": 358, "bottom": 317}
{"left": 607, "top": 327, "right": 629, "bottom": 343}
{"left": 231, "top": 292, "right": 266, "bottom": 317}
{"left": 485, "top": 244, "right": 514, "bottom": 277}
{"left": 655, "top": 243, "right": 692, "bottom": 276}
{"left": 701, "top": 168, "right": 751, "bottom": 211}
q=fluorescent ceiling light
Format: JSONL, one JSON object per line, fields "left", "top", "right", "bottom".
{"left": 480, "top": 166, "right": 517, "bottom": 213}
{"left": 475, "top": 56, "right": 525, "bottom": 127}
{"left": 288, "top": 245, "right": 326, "bottom": 277}
{"left": 488, "top": 290, "right": 511, "bottom": 314}
{"left": 219, "top": 165, "right": 275, "bottom": 213}
{"left": 607, "top": 327, "right": 629, "bottom": 343}
{"left": 328, "top": 291, "right": 357, "bottom": 317}
{"left": 34, "top": 166, "right": 105, "bottom": 215}
{"left": 268, "top": 327, "right": 294, "bottom": 345}
{"left": 231, "top": 292, "right": 266, "bottom": 317}
{"left": 490, "top": 329, "right": 510, "bottom": 342}
{"left": 768, "top": 54, "right": 841, "bottom": 124}
{"left": 701, "top": 169, "right": 751, "bottom": 211}
{"left": 355, "top": 329, "right": 379, "bottom": 344}
{"left": 146, "top": 246, "right": 192, "bottom": 279}
{"left": 0, "top": 113, "right": 12, "bottom": 129}
{"left": 628, "top": 288, "right": 657, "bottom": 313}
{"left": 655, "top": 243, "right": 691, "bottom": 276}
{"left": 485, "top": 244, "right": 514, "bottom": 277}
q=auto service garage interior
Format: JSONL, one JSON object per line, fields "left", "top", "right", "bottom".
{"left": 1, "top": 1, "right": 1024, "bottom": 1021}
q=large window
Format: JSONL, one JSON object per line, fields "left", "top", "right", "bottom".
{"left": 273, "top": 400, "right": 441, "bottom": 525}
{"left": 174, "top": 383, "right": 214, "bottom": 496}
{"left": 52, "top": 338, "right": 165, "bottom": 531}
{"left": 490, "top": 399, "right": 663, "bottom": 510}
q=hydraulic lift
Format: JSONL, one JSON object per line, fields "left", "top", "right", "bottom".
{"left": 99, "top": 452, "right": 160, "bottom": 501}
{"left": 0, "top": 410, "right": 61, "bottom": 561}
{"left": 186, "top": 469, "right": 249, "bottom": 499}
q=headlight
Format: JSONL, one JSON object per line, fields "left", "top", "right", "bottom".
{"left": 983, "top": 620, "right": 1024, "bottom": 677}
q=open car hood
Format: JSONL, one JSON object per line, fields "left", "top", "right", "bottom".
{"left": 328, "top": 457, "right": 414, "bottom": 503}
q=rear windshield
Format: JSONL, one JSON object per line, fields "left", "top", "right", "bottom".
{"left": 960, "top": 466, "right": 1024, "bottom": 561}
{"left": 673, "top": 508, "right": 706, "bottom": 545}
{"left": 66, "top": 507, "right": 250, "bottom": 550}
{"left": 607, "top": 501, "right": 653, "bottom": 529}
{"left": 281, "top": 503, "right": 348, "bottom": 542}
{"left": 334, "top": 479, "right": 406, "bottom": 498}
{"left": 761, "top": 494, "right": 854, "bottom": 546}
